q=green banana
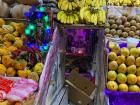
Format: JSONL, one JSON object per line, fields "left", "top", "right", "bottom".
{"left": 91, "top": 13, "right": 95, "bottom": 24}
{"left": 68, "top": 3, "right": 73, "bottom": 11}
{"left": 72, "top": 2, "right": 77, "bottom": 10}
{"left": 69, "top": 15, "right": 74, "bottom": 24}
{"left": 91, "top": 13, "right": 97, "bottom": 25}
{"left": 102, "top": 0, "right": 107, "bottom": 6}
{"left": 101, "top": 10, "right": 106, "bottom": 24}
{"left": 92, "top": 0, "right": 100, "bottom": 9}
{"left": 58, "top": 1, "right": 63, "bottom": 9}
{"left": 84, "top": 10, "right": 91, "bottom": 23}
{"left": 94, "top": 13, "right": 98, "bottom": 25}
{"left": 61, "top": 0, "right": 67, "bottom": 10}
{"left": 85, "top": 0, "right": 92, "bottom": 5}
{"left": 57, "top": 11, "right": 64, "bottom": 20}
{"left": 67, "top": 16, "right": 70, "bottom": 24}
{"left": 80, "top": 6, "right": 89, "bottom": 20}
{"left": 60, "top": 13, "right": 67, "bottom": 23}
{"left": 97, "top": 11, "right": 102, "bottom": 25}
{"left": 63, "top": 2, "right": 69, "bottom": 11}
{"left": 73, "top": 14, "right": 79, "bottom": 23}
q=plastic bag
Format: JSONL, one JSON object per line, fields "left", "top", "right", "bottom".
{"left": 7, "top": 78, "right": 38, "bottom": 102}
{"left": 0, "top": 77, "right": 14, "bottom": 93}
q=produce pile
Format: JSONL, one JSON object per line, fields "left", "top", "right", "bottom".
{"left": 0, "top": 0, "right": 32, "bottom": 19}
{"left": 57, "top": 0, "right": 106, "bottom": 25}
{"left": 0, "top": 18, "right": 44, "bottom": 82}
{"left": 107, "top": 42, "right": 140, "bottom": 92}
{"left": 108, "top": 0, "right": 140, "bottom": 6}
{"left": 105, "top": 12, "right": 140, "bottom": 38}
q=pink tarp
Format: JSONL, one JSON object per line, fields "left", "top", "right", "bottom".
{"left": 35, "top": 27, "right": 60, "bottom": 105}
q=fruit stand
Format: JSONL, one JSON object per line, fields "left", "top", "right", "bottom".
{"left": 2, "top": 0, "right": 140, "bottom": 105}
{"left": 103, "top": 3, "right": 140, "bottom": 105}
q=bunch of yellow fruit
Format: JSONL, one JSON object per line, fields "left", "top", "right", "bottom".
{"left": 57, "top": 0, "right": 106, "bottom": 25}
{"left": 108, "top": 0, "right": 140, "bottom": 6}
{"left": 107, "top": 42, "right": 140, "bottom": 92}
{"left": 0, "top": 18, "right": 43, "bottom": 82}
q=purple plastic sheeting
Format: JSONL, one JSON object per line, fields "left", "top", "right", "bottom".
{"left": 119, "top": 43, "right": 127, "bottom": 48}
{"left": 105, "top": 89, "right": 140, "bottom": 105}
{"left": 106, "top": 41, "right": 111, "bottom": 53}
{"left": 137, "top": 41, "right": 140, "bottom": 47}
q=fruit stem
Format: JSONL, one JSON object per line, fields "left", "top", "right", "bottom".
{"left": 90, "top": 7, "right": 98, "bottom": 14}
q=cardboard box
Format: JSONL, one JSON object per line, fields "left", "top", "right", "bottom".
{"left": 66, "top": 70, "right": 96, "bottom": 105}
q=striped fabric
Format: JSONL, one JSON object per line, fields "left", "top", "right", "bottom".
{"left": 0, "top": 77, "right": 14, "bottom": 93}
{"left": 7, "top": 78, "right": 38, "bottom": 102}
{"left": 35, "top": 27, "right": 60, "bottom": 105}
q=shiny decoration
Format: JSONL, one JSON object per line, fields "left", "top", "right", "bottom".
{"left": 24, "top": 5, "right": 53, "bottom": 52}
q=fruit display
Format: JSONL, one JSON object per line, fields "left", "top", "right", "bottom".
{"left": 58, "top": 0, "right": 79, "bottom": 11}
{"left": 0, "top": 0, "right": 36, "bottom": 19}
{"left": 57, "top": 11, "right": 79, "bottom": 24}
{"left": 10, "top": 4, "right": 31, "bottom": 19}
{"left": 58, "top": 0, "right": 106, "bottom": 10}
{"left": 106, "top": 42, "right": 140, "bottom": 92}
{"left": 0, "top": 0, "right": 9, "bottom": 17}
{"left": 108, "top": 0, "right": 140, "bottom": 6}
{"left": 0, "top": 18, "right": 44, "bottom": 81}
{"left": 80, "top": 7, "right": 106, "bottom": 25}
{"left": 105, "top": 12, "right": 140, "bottom": 38}
{"left": 57, "top": 0, "right": 106, "bottom": 25}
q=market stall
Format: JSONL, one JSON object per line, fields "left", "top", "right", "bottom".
{"left": 2, "top": 0, "right": 140, "bottom": 105}
{"left": 0, "top": 1, "right": 58, "bottom": 104}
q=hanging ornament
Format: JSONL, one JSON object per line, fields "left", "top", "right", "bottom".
{"left": 25, "top": 28, "right": 31, "bottom": 35}
{"left": 24, "top": 5, "right": 53, "bottom": 53}
{"left": 36, "top": 12, "right": 43, "bottom": 19}
{"left": 43, "top": 15, "right": 49, "bottom": 22}
{"left": 39, "top": 6, "right": 46, "bottom": 12}
{"left": 28, "top": 24, "right": 36, "bottom": 30}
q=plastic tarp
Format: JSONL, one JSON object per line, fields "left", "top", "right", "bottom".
{"left": 35, "top": 27, "right": 60, "bottom": 105}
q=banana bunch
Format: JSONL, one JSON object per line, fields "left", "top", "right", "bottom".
{"left": 57, "top": 11, "right": 79, "bottom": 24}
{"left": 76, "top": 0, "right": 106, "bottom": 8}
{"left": 108, "top": 0, "right": 140, "bottom": 6}
{"left": 108, "top": 0, "right": 120, "bottom": 5}
{"left": 97, "top": 9, "right": 106, "bottom": 25}
{"left": 123, "top": 0, "right": 132, "bottom": 5}
{"left": 131, "top": 0, "right": 140, "bottom": 6}
{"left": 58, "top": 0, "right": 79, "bottom": 11}
{"left": 91, "top": 0, "right": 106, "bottom": 8}
{"left": 80, "top": 7, "right": 106, "bottom": 25}
{"left": 33, "top": 63, "right": 44, "bottom": 75}
{"left": 76, "top": 0, "right": 86, "bottom": 7}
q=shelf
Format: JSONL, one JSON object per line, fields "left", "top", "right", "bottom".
{"left": 65, "top": 72, "right": 92, "bottom": 79}
{"left": 58, "top": 24, "right": 104, "bottom": 29}
{"left": 65, "top": 53, "right": 92, "bottom": 58}
{"left": 54, "top": 19, "right": 105, "bottom": 29}
{"left": 3, "top": 18, "right": 26, "bottom": 21}
{"left": 3, "top": 18, "right": 26, "bottom": 24}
